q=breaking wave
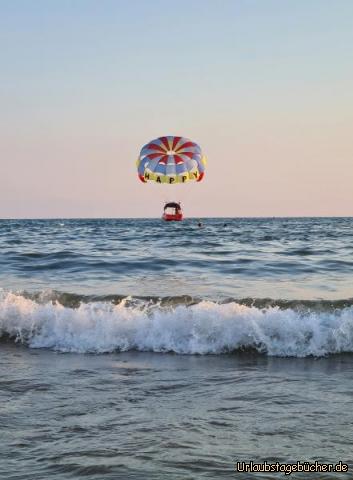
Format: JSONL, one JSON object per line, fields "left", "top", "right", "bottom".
{"left": 1, "top": 290, "right": 353, "bottom": 357}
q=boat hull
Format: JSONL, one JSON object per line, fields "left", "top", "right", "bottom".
{"left": 162, "top": 213, "right": 183, "bottom": 221}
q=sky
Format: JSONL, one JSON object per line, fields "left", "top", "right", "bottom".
{"left": 1, "top": 0, "right": 352, "bottom": 218}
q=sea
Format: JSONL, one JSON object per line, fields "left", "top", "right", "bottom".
{"left": 1, "top": 217, "right": 353, "bottom": 479}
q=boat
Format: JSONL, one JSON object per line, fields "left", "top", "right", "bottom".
{"left": 162, "top": 202, "right": 183, "bottom": 221}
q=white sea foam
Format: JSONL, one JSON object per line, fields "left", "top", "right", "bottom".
{"left": 1, "top": 291, "right": 353, "bottom": 356}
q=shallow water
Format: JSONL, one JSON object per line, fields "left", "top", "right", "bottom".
{"left": 1, "top": 218, "right": 353, "bottom": 478}
{"left": 1, "top": 345, "right": 353, "bottom": 479}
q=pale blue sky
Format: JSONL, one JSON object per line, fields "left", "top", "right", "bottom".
{"left": 1, "top": 0, "right": 352, "bottom": 217}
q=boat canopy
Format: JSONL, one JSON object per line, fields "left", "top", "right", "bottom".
{"left": 164, "top": 202, "right": 181, "bottom": 210}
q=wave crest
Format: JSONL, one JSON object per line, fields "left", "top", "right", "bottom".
{"left": 1, "top": 291, "right": 353, "bottom": 356}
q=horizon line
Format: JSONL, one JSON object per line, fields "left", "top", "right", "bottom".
{"left": 1, "top": 215, "right": 352, "bottom": 221}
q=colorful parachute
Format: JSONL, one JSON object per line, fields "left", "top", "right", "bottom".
{"left": 137, "top": 136, "right": 206, "bottom": 184}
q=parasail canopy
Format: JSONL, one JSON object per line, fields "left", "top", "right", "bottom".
{"left": 137, "top": 136, "right": 206, "bottom": 184}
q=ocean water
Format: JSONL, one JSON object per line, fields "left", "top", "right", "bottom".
{"left": 1, "top": 217, "right": 353, "bottom": 479}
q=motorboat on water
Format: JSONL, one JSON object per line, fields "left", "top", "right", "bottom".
{"left": 162, "top": 202, "right": 183, "bottom": 221}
